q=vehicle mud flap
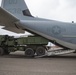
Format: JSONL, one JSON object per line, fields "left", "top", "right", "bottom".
{"left": 0, "top": 47, "right": 4, "bottom": 56}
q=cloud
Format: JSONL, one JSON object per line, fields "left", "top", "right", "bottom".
{"left": 63, "top": 0, "right": 76, "bottom": 7}
{"left": 25, "top": 0, "right": 60, "bottom": 17}
{"left": 25, "top": 0, "right": 76, "bottom": 22}
{"left": 54, "top": 0, "right": 76, "bottom": 22}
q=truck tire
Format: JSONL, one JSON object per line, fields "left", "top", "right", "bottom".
{"left": 36, "top": 46, "right": 46, "bottom": 56}
{"left": 25, "top": 48, "right": 34, "bottom": 57}
{"left": 4, "top": 50, "right": 10, "bottom": 55}
{"left": 0, "top": 47, "right": 4, "bottom": 56}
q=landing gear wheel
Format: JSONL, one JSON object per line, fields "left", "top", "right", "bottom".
{"left": 36, "top": 46, "right": 46, "bottom": 56}
{"left": 25, "top": 48, "right": 34, "bottom": 57}
{"left": 0, "top": 47, "right": 4, "bottom": 56}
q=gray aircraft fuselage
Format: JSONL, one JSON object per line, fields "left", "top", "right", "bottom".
{"left": 16, "top": 17, "right": 76, "bottom": 50}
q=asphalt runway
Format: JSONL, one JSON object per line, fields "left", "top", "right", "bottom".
{"left": 0, "top": 51, "right": 76, "bottom": 75}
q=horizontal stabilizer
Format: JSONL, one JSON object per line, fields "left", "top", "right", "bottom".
{"left": 0, "top": 7, "right": 25, "bottom": 33}
{"left": 3, "top": 27, "right": 25, "bottom": 33}
{"left": 0, "top": 7, "right": 18, "bottom": 27}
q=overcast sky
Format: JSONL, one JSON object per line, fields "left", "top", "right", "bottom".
{"left": 0, "top": 0, "right": 76, "bottom": 36}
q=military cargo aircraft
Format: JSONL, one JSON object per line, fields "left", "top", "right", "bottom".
{"left": 0, "top": 0, "right": 76, "bottom": 50}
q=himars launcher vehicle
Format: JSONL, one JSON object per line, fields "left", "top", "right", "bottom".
{"left": 0, "top": 35, "right": 49, "bottom": 56}
{"left": 0, "top": 0, "right": 76, "bottom": 56}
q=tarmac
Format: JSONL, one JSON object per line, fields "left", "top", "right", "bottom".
{"left": 0, "top": 51, "right": 76, "bottom": 75}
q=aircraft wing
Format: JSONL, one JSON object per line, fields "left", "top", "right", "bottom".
{"left": 3, "top": 27, "right": 25, "bottom": 33}
{"left": 0, "top": 7, "right": 25, "bottom": 33}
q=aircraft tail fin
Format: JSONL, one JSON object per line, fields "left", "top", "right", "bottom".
{"left": 1, "top": 0, "right": 32, "bottom": 20}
